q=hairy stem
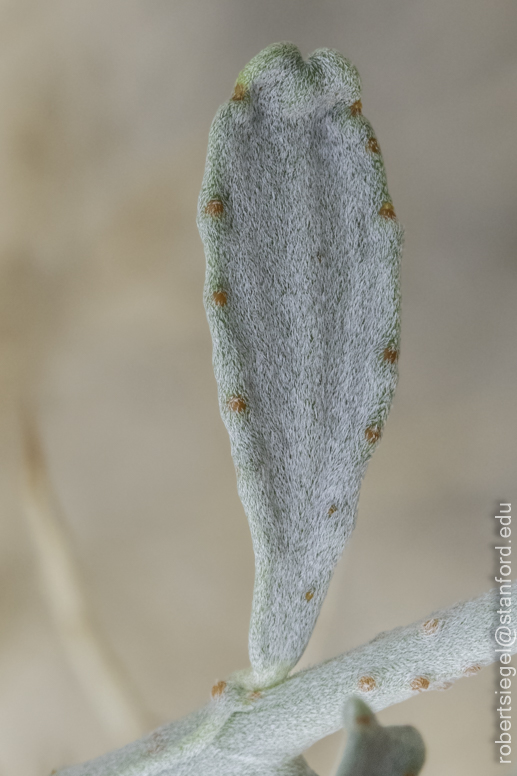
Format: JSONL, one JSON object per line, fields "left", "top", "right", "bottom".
{"left": 55, "top": 585, "right": 512, "bottom": 774}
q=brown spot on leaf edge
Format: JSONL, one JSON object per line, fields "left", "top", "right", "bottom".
{"left": 464, "top": 664, "right": 482, "bottom": 676}
{"left": 378, "top": 201, "right": 397, "bottom": 220}
{"left": 350, "top": 99, "right": 362, "bottom": 116}
{"left": 358, "top": 675, "right": 376, "bottom": 692}
{"left": 212, "top": 290, "right": 227, "bottom": 306}
{"left": 411, "top": 676, "right": 430, "bottom": 692}
{"left": 367, "top": 137, "right": 380, "bottom": 153}
{"left": 383, "top": 347, "right": 399, "bottom": 364}
{"left": 231, "top": 83, "right": 246, "bottom": 101}
{"left": 422, "top": 618, "right": 440, "bottom": 635}
{"left": 211, "top": 680, "right": 227, "bottom": 697}
{"left": 365, "top": 426, "right": 382, "bottom": 443}
{"left": 228, "top": 395, "right": 247, "bottom": 413}
{"left": 205, "top": 199, "right": 224, "bottom": 217}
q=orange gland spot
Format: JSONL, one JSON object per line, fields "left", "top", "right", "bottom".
{"left": 358, "top": 675, "right": 376, "bottom": 692}
{"left": 305, "top": 590, "right": 314, "bottom": 602}
{"left": 212, "top": 290, "right": 227, "bottom": 307}
{"left": 228, "top": 395, "right": 246, "bottom": 413}
{"left": 356, "top": 714, "right": 372, "bottom": 726}
{"left": 231, "top": 83, "right": 246, "bottom": 101}
{"left": 464, "top": 664, "right": 482, "bottom": 676}
{"left": 211, "top": 680, "right": 226, "bottom": 697}
{"left": 205, "top": 199, "right": 224, "bottom": 217}
{"left": 328, "top": 505, "right": 337, "bottom": 516}
{"left": 365, "top": 426, "right": 381, "bottom": 443}
{"left": 378, "top": 201, "right": 397, "bottom": 220}
{"left": 411, "top": 676, "right": 430, "bottom": 692}
{"left": 383, "top": 347, "right": 399, "bottom": 364}
{"left": 422, "top": 618, "right": 440, "bottom": 635}
{"left": 367, "top": 137, "right": 380, "bottom": 153}
{"left": 350, "top": 99, "right": 362, "bottom": 116}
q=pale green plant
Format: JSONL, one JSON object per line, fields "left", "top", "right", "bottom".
{"left": 53, "top": 43, "right": 515, "bottom": 776}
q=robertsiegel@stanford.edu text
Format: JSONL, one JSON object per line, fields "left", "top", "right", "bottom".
{"left": 494, "top": 503, "right": 514, "bottom": 765}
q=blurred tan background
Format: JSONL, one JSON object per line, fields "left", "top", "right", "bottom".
{"left": 0, "top": 1, "right": 516, "bottom": 774}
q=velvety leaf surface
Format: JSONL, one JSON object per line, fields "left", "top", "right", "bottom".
{"left": 198, "top": 43, "right": 403, "bottom": 685}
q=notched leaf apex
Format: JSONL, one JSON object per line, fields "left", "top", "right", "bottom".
{"left": 233, "top": 42, "right": 361, "bottom": 115}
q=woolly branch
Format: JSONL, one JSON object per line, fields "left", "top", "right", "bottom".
{"left": 219, "top": 585, "right": 511, "bottom": 759}
{"left": 55, "top": 585, "right": 513, "bottom": 774}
